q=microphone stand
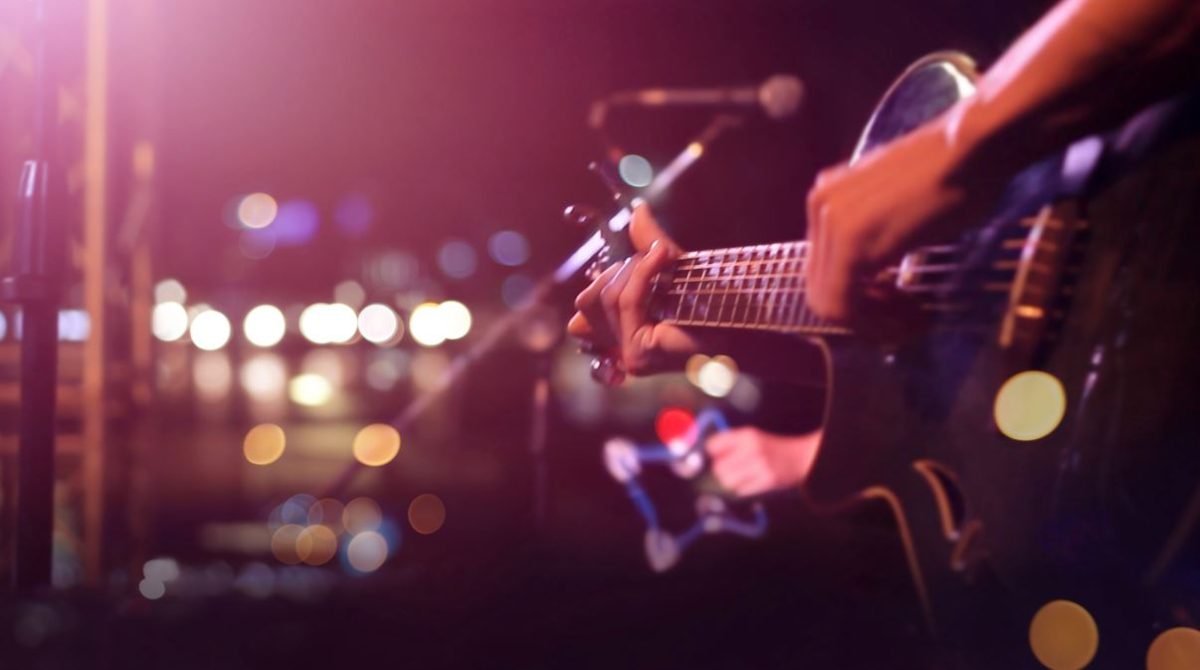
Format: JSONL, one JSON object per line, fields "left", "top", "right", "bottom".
{"left": 2, "top": 0, "right": 66, "bottom": 591}
{"left": 318, "top": 113, "right": 745, "bottom": 504}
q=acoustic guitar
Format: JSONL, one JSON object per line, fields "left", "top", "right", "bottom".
{"left": 591, "top": 51, "right": 1200, "bottom": 664}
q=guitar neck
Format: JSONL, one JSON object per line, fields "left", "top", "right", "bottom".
{"left": 651, "top": 241, "right": 852, "bottom": 337}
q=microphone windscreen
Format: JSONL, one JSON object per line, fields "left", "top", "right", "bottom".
{"left": 759, "top": 74, "right": 804, "bottom": 120}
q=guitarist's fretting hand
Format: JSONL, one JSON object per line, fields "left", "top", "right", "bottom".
{"left": 568, "top": 206, "right": 702, "bottom": 376}
{"left": 569, "top": 206, "right": 826, "bottom": 381}
{"left": 805, "top": 0, "right": 1200, "bottom": 323}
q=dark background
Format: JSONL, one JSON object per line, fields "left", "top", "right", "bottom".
{"left": 3, "top": 1, "right": 1053, "bottom": 667}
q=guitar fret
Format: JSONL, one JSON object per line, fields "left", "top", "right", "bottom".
{"left": 660, "top": 240, "right": 860, "bottom": 335}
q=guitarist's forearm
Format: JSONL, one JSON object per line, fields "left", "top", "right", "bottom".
{"left": 951, "top": 0, "right": 1200, "bottom": 174}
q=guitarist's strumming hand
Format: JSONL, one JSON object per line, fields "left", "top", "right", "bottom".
{"left": 804, "top": 118, "right": 1000, "bottom": 325}
{"left": 568, "top": 205, "right": 703, "bottom": 376}
{"left": 805, "top": 0, "right": 1200, "bottom": 324}
{"left": 706, "top": 427, "right": 821, "bottom": 497}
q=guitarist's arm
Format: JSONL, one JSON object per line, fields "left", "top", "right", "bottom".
{"left": 805, "top": 0, "right": 1200, "bottom": 322}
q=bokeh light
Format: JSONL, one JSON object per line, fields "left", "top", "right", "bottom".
{"left": 138, "top": 578, "right": 166, "bottom": 600}
{"left": 296, "top": 525, "right": 338, "bottom": 566}
{"left": 289, "top": 373, "right": 334, "bottom": 407}
{"left": 438, "top": 300, "right": 472, "bottom": 340}
{"left": 685, "top": 354, "right": 710, "bottom": 386}
{"left": 409, "top": 302, "right": 446, "bottom": 347}
{"left": 270, "top": 524, "right": 305, "bottom": 565}
{"left": 365, "top": 350, "right": 410, "bottom": 391}
{"left": 334, "top": 280, "right": 366, "bottom": 309}
{"left": 275, "top": 494, "right": 317, "bottom": 527}
{"left": 57, "top": 310, "right": 91, "bottom": 342}
{"left": 193, "top": 352, "right": 233, "bottom": 402}
{"left": 190, "top": 309, "right": 232, "bottom": 351}
{"left": 300, "top": 349, "right": 349, "bottom": 387}
{"left": 152, "top": 301, "right": 189, "bottom": 342}
{"left": 487, "top": 230, "right": 530, "bottom": 266}
{"left": 358, "top": 303, "right": 402, "bottom": 345}
{"left": 239, "top": 228, "right": 276, "bottom": 260}
{"left": 367, "top": 250, "right": 420, "bottom": 290}
{"left": 307, "top": 498, "right": 345, "bottom": 535}
{"left": 408, "top": 494, "right": 447, "bottom": 535}
{"left": 0, "top": 312, "right": 7, "bottom": 341}
{"left": 696, "top": 355, "right": 738, "bottom": 397}
{"left": 994, "top": 370, "right": 1067, "bottom": 441}
{"left": 352, "top": 423, "right": 401, "bottom": 467}
{"left": 411, "top": 350, "right": 450, "bottom": 393}
{"left": 243, "top": 304, "right": 286, "bottom": 347}
{"left": 240, "top": 353, "right": 287, "bottom": 401}
{"left": 618, "top": 154, "right": 653, "bottom": 187}
{"left": 1028, "top": 600, "right": 1098, "bottom": 670}
{"left": 655, "top": 407, "right": 695, "bottom": 450}
{"left": 299, "top": 303, "right": 359, "bottom": 345}
{"left": 272, "top": 199, "right": 320, "bottom": 246}
{"left": 500, "top": 274, "right": 534, "bottom": 309}
{"left": 346, "top": 531, "right": 389, "bottom": 573}
{"left": 154, "top": 278, "right": 187, "bottom": 304}
{"left": 333, "top": 193, "right": 374, "bottom": 238}
{"left": 342, "top": 497, "right": 383, "bottom": 535}
{"left": 236, "top": 192, "right": 278, "bottom": 229}
{"left": 1147, "top": 627, "right": 1200, "bottom": 670}
{"left": 243, "top": 423, "right": 286, "bottom": 465}
{"left": 437, "top": 239, "right": 477, "bottom": 279}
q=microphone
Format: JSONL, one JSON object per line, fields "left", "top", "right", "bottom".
{"left": 605, "top": 74, "right": 804, "bottom": 120}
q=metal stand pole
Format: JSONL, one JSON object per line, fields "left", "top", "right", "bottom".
{"left": 2, "top": 0, "right": 65, "bottom": 591}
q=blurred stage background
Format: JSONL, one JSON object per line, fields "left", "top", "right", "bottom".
{"left": 0, "top": 1, "right": 1041, "bottom": 667}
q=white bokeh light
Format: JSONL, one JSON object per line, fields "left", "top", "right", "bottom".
{"left": 243, "top": 304, "right": 286, "bottom": 348}
{"left": 438, "top": 300, "right": 472, "bottom": 341}
{"left": 190, "top": 309, "right": 232, "bottom": 351}
{"left": 408, "top": 302, "right": 446, "bottom": 347}
{"left": 152, "top": 301, "right": 189, "bottom": 342}
{"left": 357, "top": 303, "right": 401, "bottom": 345}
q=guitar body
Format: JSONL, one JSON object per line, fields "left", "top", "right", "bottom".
{"left": 802, "top": 52, "right": 1200, "bottom": 663}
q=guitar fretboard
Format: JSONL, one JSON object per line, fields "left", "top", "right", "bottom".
{"left": 651, "top": 241, "right": 851, "bottom": 336}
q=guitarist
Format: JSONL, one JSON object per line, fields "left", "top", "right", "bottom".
{"left": 570, "top": 0, "right": 1200, "bottom": 501}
